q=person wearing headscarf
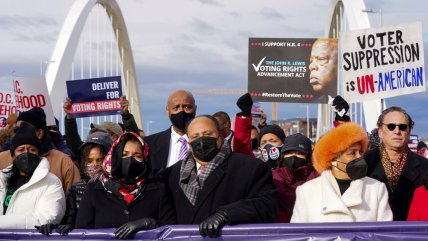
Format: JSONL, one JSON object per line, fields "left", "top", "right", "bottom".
{"left": 37, "top": 130, "right": 113, "bottom": 236}
{"left": 76, "top": 131, "right": 173, "bottom": 239}
{"left": 0, "top": 123, "right": 65, "bottom": 228}
{"left": 272, "top": 133, "right": 318, "bottom": 222}
{"left": 291, "top": 123, "right": 392, "bottom": 222}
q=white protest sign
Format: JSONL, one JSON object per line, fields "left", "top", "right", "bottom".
{"left": 340, "top": 22, "right": 425, "bottom": 102}
{"left": 13, "top": 76, "right": 56, "bottom": 126}
{"left": 0, "top": 90, "right": 17, "bottom": 127}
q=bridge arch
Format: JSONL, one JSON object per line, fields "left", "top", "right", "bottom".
{"left": 45, "top": 0, "right": 142, "bottom": 127}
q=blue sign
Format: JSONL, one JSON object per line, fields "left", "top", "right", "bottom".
{"left": 66, "top": 76, "right": 122, "bottom": 118}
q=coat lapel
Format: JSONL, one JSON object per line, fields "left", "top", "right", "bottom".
{"left": 191, "top": 162, "right": 226, "bottom": 219}
{"left": 320, "top": 170, "right": 355, "bottom": 222}
{"left": 391, "top": 150, "right": 420, "bottom": 200}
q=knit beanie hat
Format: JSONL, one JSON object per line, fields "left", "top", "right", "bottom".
{"left": 282, "top": 133, "right": 312, "bottom": 157}
{"left": 16, "top": 107, "right": 47, "bottom": 129}
{"left": 258, "top": 125, "right": 286, "bottom": 144}
{"left": 10, "top": 122, "right": 41, "bottom": 156}
{"left": 312, "top": 122, "right": 368, "bottom": 174}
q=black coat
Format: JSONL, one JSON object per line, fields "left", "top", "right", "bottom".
{"left": 144, "top": 128, "right": 172, "bottom": 177}
{"left": 365, "top": 148, "right": 428, "bottom": 221}
{"left": 162, "top": 152, "right": 277, "bottom": 224}
{"left": 75, "top": 179, "right": 174, "bottom": 228}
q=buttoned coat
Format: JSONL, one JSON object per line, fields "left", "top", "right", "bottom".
{"left": 162, "top": 152, "right": 277, "bottom": 224}
{"left": 291, "top": 170, "right": 392, "bottom": 223}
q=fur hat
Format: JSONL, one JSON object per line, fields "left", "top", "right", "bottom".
{"left": 312, "top": 122, "right": 368, "bottom": 174}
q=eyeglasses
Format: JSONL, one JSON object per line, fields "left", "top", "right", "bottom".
{"left": 383, "top": 123, "right": 408, "bottom": 131}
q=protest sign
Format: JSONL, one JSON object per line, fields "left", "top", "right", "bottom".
{"left": 248, "top": 38, "right": 338, "bottom": 104}
{"left": 13, "top": 76, "right": 56, "bottom": 126}
{"left": 0, "top": 90, "right": 16, "bottom": 128}
{"left": 66, "top": 76, "right": 122, "bottom": 118}
{"left": 340, "top": 22, "right": 425, "bottom": 102}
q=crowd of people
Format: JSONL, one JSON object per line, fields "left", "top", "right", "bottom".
{"left": 0, "top": 89, "right": 427, "bottom": 239}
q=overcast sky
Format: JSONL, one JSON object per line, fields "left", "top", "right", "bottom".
{"left": 1, "top": 0, "right": 428, "bottom": 138}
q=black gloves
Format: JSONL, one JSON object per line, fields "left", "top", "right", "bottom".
{"left": 199, "top": 209, "right": 230, "bottom": 238}
{"left": 56, "top": 224, "right": 74, "bottom": 235}
{"left": 332, "top": 95, "right": 351, "bottom": 122}
{"left": 236, "top": 93, "right": 253, "bottom": 117}
{"left": 114, "top": 218, "right": 157, "bottom": 239}
{"left": 35, "top": 224, "right": 57, "bottom": 236}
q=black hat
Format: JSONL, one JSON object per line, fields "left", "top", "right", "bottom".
{"left": 10, "top": 122, "right": 41, "bottom": 156}
{"left": 16, "top": 107, "right": 47, "bottom": 129}
{"left": 258, "top": 125, "right": 286, "bottom": 143}
{"left": 281, "top": 133, "right": 312, "bottom": 156}
{"left": 77, "top": 130, "right": 113, "bottom": 163}
{"left": 417, "top": 141, "right": 427, "bottom": 151}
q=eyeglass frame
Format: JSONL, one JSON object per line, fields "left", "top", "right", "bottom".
{"left": 382, "top": 123, "right": 409, "bottom": 132}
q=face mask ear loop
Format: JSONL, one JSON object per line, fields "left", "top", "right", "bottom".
{"left": 332, "top": 160, "right": 347, "bottom": 174}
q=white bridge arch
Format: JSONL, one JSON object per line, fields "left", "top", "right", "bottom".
{"left": 317, "top": 0, "right": 383, "bottom": 138}
{"left": 45, "top": 0, "right": 142, "bottom": 127}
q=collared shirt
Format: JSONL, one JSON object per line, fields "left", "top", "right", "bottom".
{"left": 166, "top": 126, "right": 188, "bottom": 167}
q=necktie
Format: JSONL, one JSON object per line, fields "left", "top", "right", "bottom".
{"left": 178, "top": 137, "right": 189, "bottom": 161}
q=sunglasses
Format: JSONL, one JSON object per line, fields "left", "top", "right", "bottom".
{"left": 383, "top": 123, "right": 408, "bottom": 131}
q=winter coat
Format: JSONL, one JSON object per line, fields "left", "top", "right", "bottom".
{"left": 75, "top": 179, "right": 173, "bottom": 228}
{"left": 0, "top": 149, "right": 80, "bottom": 195}
{"left": 272, "top": 166, "right": 318, "bottom": 222}
{"left": 291, "top": 169, "right": 393, "bottom": 223}
{"left": 0, "top": 158, "right": 66, "bottom": 228}
{"left": 407, "top": 185, "right": 428, "bottom": 221}
{"left": 232, "top": 114, "right": 254, "bottom": 157}
{"left": 366, "top": 148, "right": 428, "bottom": 220}
{"left": 162, "top": 152, "right": 277, "bottom": 224}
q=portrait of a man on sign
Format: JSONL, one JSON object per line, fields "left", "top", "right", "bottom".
{"left": 309, "top": 38, "right": 338, "bottom": 102}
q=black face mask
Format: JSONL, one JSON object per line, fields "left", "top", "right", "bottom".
{"left": 13, "top": 152, "right": 41, "bottom": 176}
{"left": 251, "top": 138, "right": 259, "bottom": 150}
{"left": 335, "top": 156, "right": 368, "bottom": 180}
{"left": 189, "top": 136, "right": 219, "bottom": 162}
{"left": 121, "top": 156, "right": 146, "bottom": 180}
{"left": 170, "top": 111, "right": 195, "bottom": 131}
{"left": 279, "top": 156, "right": 307, "bottom": 172}
{"left": 260, "top": 143, "right": 281, "bottom": 162}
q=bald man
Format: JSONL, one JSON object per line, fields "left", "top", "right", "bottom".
{"left": 309, "top": 38, "right": 338, "bottom": 102}
{"left": 144, "top": 90, "right": 197, "bottom": 177}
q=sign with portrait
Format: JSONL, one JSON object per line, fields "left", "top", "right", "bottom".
{"left": 248, "top": 38, "right": 338, "bottom": 104}
{"left": 66, "top": 76, "right": 122, "bottom": 118}
{"left": 340, "top": 22, "right": 425, "bottom": 102}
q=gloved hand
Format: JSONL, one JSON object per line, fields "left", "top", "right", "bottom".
{"left": 236, "top": 93, "right": 253, "bottom": 117}
{"left": 114, "top": 218, "right": 157, "bottom": 239}
{"left": 56, "top": 224, "right": 74, "bottom": 235}
{"left": 35, "top": 224, "right": 57, "bottom": 236}
{"left": 199, "top": 209, "right": 230, "bottom": 238}
{"left": 332, "top": 95, "right": 349, "bottom": 117}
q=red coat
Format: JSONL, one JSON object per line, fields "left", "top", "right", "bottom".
{"left": 407, "top": 185, "right": 428, "bottom": 221}
{"left": 232, "top": 114, "right": 254, "bottom": 157}
{"left": 272, "top": 166, "right": 318, "bottom": 223}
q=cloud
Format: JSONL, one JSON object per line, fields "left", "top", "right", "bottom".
{"left": 259, "top": 8, "right": 285, "bottom": 20}
{"left": 195, "top": 0, "right": 222, "bottom": 6}
{"left": 191, "top": 18, "right": 218, "bottom": 34}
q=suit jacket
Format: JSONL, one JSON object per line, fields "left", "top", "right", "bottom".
{"left": 144, "top": 128, "right": 172, "bottom": 177}
{"left": 162, "top": 152, "right": 277, "bottom": 224}
{"left": 291, "top": 170, "right": 392, "bottom": 223}
{"left": 365, "top": 148, "right": 428, "bottom": 221}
